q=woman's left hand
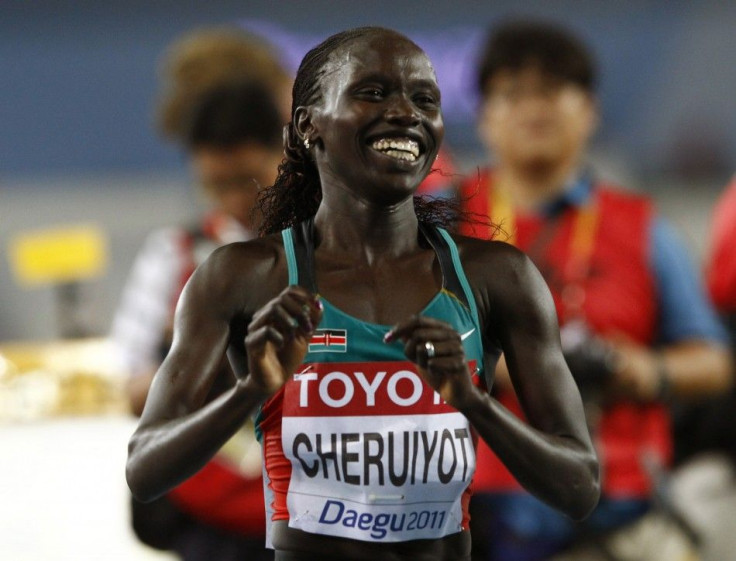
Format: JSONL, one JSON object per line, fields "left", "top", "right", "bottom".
{"left": 385, "top": 316, "right": 478, "bottom": 410}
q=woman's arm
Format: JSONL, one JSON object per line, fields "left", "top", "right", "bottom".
{"left": 470, "top": 243, "right": 599, "bottom": 520}
{"left": 390, "top": 240, "right": 600, "bottom": 520}
{"left": 126, "top": 240, "right": 322, "bottom": 502}
{"left": 126, "top": 244, "right": 264, "bottom": 501}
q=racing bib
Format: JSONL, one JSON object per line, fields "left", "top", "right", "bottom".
{"left": 281, "top": 360, "right": 477, "bottom": 542}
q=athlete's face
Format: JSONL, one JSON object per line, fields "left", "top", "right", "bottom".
{"left": 303, "top": 33, "right": 444, "bottom": 204}
{"left": 479, "top": 65, "right": 597, "bottom": 172}
{"left": 192, "top": 142, "right": 282, "bottom": 228}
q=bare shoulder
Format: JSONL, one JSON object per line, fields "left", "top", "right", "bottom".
{"left": 453, "top": 234, "right": 539, "bottom": 294}
{"left": 450, "top": 233, "right": 552, "bottom": 327}
{"left": 184, "top": 233, "right": 289, "bottom": 318}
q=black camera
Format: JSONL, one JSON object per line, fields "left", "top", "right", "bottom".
{"left": 560, "top": 320, "right": 618, "bottom": 399}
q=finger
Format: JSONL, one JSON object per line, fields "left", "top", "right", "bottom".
{"left": 281, "top": 285, "right": 323, "bottom": 311}
{"left": 245, "top": 325, "right": 286, "bottom": 352}
{"left": 279, "top": 293, "right": 317, "bottom": 332}
{"left": 420, "top": 356, "right": 471, "bottom": 389}
{"left": 280, "top": 287, "right": 324, "bottom": 331}
{"left": 425, "top": 356, "right": 469, "bottom": 377}
{"left": 414, "top": 341, "right": 433, "bottom": 369}
{"left": 270, "top": 303, "right": 304, "bottom": 335}
{"left": 403, "top": 328, "right": 462, "bottom": 362}
{"left": 251, "top": 298, "right": 321, "bottom": 335}
{"left": 409, "top": 339, "right": 461, "bottom": 367}
{"left": 249, "top": 301, "right": 304, "bottom": 345}
{"left": 385, "top": 316, "right": 454, "bottom": 343}
{"left": 280, "top": 284, "right": 316, "bottom": 302}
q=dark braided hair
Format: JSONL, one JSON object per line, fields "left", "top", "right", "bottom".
{"left": 257, "top": 26, "right": 472, "bottom": 236}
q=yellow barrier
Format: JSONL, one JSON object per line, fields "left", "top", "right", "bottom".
{"left": 8, "top": 224, "right": 108, "bottom": 287}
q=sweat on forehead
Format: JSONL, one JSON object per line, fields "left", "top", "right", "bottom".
{"left": 290, "top": 27, "right": 425, "bottom": 113}
{"left": 328, "top": 29, "right": 420, "bottom": 64}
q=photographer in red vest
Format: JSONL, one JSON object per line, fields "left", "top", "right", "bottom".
{"left": 459, "top": 19, "right": 732, "bottom": 561}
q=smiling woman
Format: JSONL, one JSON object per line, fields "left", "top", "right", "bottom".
{"left": 126, "top": 27, "right": 600, "bottom": 561}
{"left": 257, "top": 27, "right": 448, "bottom": 236}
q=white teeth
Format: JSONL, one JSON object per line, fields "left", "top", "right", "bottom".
{"left": 383, "top": 149, "right": 416, "bottom": 161}
{"left": 371, "top": 137, "right": 420, "bottom": 161}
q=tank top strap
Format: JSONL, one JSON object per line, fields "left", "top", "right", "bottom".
{"left": 419, "top": 223, "right": 481, "bottom": 329}
{"left": 281, "top": 218, "right": 317, "bottom": 292}
{"left": 283, "top": 219, "right": 480, "bottom": 328}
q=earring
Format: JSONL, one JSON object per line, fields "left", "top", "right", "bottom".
{"left": 304, "top": 136, "right": 310, "bottom": 150}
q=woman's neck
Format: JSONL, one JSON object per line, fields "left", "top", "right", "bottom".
{"left": 313, "top": 192, "right": 420, "bottom": 264}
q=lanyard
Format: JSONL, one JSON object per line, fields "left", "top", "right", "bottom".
{"left": 490, "top": 180, "right": 600, "bottom": 320}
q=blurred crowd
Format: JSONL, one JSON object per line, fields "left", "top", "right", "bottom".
{"left": 102, "top": 17, "right": 735, "bottom": 561}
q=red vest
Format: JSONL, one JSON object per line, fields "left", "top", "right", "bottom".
{"left": 707, "top": 176, "right": 736, "bottom": 312}
{"left": 168, "top": 461, "right": 265, "bottom": 534}
{"left": 460, "top": 170, "right": 670, "bottom": 498}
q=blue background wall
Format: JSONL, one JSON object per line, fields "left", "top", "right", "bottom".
{"left": 3, "top": 0, "right": 735, "bottom": 178}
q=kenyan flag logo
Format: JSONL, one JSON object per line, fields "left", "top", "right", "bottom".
{"left": 308, "top": 329, "right": 347, "bottom": 352}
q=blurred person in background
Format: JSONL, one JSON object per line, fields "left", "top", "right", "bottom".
{"left": 674, "top": 173, "right": 736, "bottom": 465}
{"left": 705, "top": 174, "right": 736, "bottom": 338}
{"left": 111, "top": 26, "right": 290, "bottom": 561}
{"left": 668, "top": 174, "right": 736, "bottom": 561}
{"left": 458, "top": 19, "right": 732, "bottom": 561}
{"left": 156, "top": 26, "right": 293, "bottom": 125}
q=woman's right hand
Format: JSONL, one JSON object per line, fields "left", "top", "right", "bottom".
{"left": 244, "top": 286, "right": 323, "bottom": 396}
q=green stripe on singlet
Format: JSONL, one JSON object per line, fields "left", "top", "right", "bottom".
{"left": 437, "top": 228, "right": 481, "bottom": 329}
{"left": 282, "top": 228, "right": 299, "bottom": 286}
